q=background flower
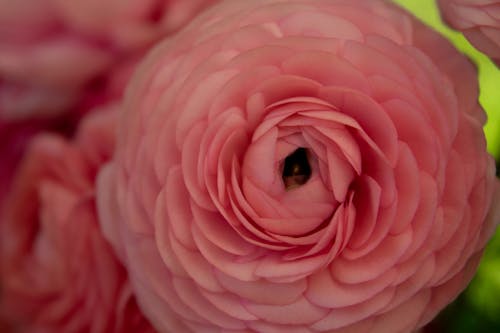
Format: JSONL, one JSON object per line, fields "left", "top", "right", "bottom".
{"left": 0, "top": 0, "right": 217, "bottom": 121}
{"left": 0, "top": 106, "right": 154, "bottom": 333}
{"left": 437, "top": 0, "right": 500, "bottom": 66}
{"left": 0, "top": 115, "right": 73, "bottom": 208}
{"left": 98, "top": 0, "right": 499, "bottom": 332}
{"left": 0, "top": 0, "right": 220, "bottom": 222}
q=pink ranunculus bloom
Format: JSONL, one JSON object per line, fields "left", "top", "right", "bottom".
{"left": 49, "top": 0, "right": 219, "bottom": 51}
{"left": 0, "top": 0, "right": 112, "bottom": 120}
{"left": 97, "top": 0, "right": 500, "bottom": 332}
{"left": 438, "top": 0, "right": 500, "bottom": 66}
{"left": 0, "top": 0, "right": 216, "bottom": 121}
{"left": 0, "top": 115, "right": 73, "bottom": 212}
{"left": 0, "top": 106, "right": 155, "bottom": 333}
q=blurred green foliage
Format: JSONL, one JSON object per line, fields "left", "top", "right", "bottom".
{"left": 393, "top": 1, "right": 500, "bottom": 332}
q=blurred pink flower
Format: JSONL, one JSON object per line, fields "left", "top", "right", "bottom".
{"left": 0, "top": 114, "right": 75, "bottom": 210}
{"left": 49, "top": 0, "right": 219, "bottom": 50}
{"left": 438, "top": 0, "right": 500, "bottom": 65}
{"left": 0, "top": 106, "right": 154, "bottom": 333}
{"left": 98, "top": 0, "right": 499, "bottom": 332}
{"left": 0, "top": 0, "right": 217, "bottom": 121}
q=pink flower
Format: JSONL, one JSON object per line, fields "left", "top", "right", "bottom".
{"left": 0, "top": 0, "right": 216, "bottom": 120}
{"left": 0, "top": 0, "right": 110, "bottom": 120}
{"left": 49, "top": 0, "right": 219, "bottom": 50}
{"left": 0, "top": 106, "right": 154, "bottom": 333}
{"left": 98, "top": 0, "right": 499, "bottom": 332}
{"left": 438, "top": 0, "right": 500, "bottom": 65}
{"left": 0, "top": 115, "right": 72, "bottom": 211}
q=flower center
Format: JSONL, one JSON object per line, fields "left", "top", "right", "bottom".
{"left": 282, "top": 148, "right": 311, "bottom": 190}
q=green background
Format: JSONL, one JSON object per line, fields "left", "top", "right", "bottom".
{"left": 393, "top": 0, "right": 500, "bottom": 332}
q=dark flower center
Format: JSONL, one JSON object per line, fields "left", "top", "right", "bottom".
{"left": 282, "top": 148, "right": 311, "bottom": 190}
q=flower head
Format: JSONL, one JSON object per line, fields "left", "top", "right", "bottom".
{"left": 0, "top": 107, "right": 154, "bottom": 333}
{"left": 98, "top": 0, "right": 499, "bottom": 332}
{"left": 0, "top": 0, "right": 216, "bottom": 120}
